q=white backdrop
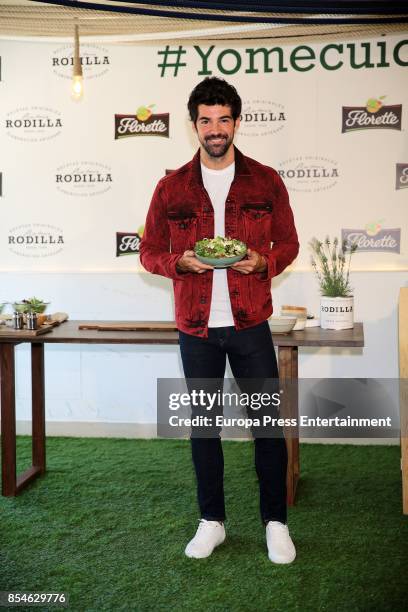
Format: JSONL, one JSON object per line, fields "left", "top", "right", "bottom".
{"left": 1, "top": 35, "right": 407, "bottom": 272}
{"left": 0, "top": 34, "right": 407, "bottom": 434}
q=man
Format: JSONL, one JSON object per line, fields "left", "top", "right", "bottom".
{"left": 140, "top": 77, "right": 299, "bottom": 564}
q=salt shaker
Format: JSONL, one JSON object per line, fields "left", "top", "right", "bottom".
{"left": 26, "top": 312, "right": 38, "bottom": 330}
{"left": 12, "top": 312, "right": 24, "bottom": 330}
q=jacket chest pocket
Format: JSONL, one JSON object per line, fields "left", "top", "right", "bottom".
{"left": 241, "top": 203, "right": 272, "bottom": 247}
{"left": 167, "top": 213, "right": 198, "bottom": 253}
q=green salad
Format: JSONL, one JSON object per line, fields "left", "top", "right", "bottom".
{"left": 13, "top": 297, "right": 49, "bottom": 314}
{"left": 195, "top": 236, "right": 247, "bottom": 258}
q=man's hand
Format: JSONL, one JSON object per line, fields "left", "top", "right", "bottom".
{"left": 230, "top": 248, "right": 267, "bottom": 275}
{"left": 176, "top": 250, "right": 214, "bottom": 274}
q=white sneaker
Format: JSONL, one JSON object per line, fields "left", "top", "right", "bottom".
{"left": 185, "top": 519, "right": 226, "bottom": 559}
{"left": 265, "top": 521, "right": 296, "bottom": 564}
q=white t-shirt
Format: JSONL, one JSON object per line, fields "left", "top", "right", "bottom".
{"left": 201, "top": 161, "right": 235, "bottom": 327}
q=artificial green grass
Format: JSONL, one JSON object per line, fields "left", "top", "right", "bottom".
{"left": 0, "top": 438, "right": 407, "bottom": 612}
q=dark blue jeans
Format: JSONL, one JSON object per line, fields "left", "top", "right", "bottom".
{"left": 179, "top": 321, "right": 287, "bottom": 525}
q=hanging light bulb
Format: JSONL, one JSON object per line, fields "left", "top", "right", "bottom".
{"left": 72, "top": 24, "right": 83, "bottom": 101}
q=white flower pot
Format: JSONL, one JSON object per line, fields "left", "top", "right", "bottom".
{"left": 320, "top": 296, "right": 354, "bottom": 330}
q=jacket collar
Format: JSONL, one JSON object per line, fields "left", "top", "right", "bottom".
{"left": 188, "top": 145, "right": 251, "bottom": 188}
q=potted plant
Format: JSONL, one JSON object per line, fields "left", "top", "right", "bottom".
{"left": 309, "top": 236, "right": 358, "bottom": 330}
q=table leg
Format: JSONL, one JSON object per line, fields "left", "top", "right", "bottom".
{"left": 1, "top": 343, "right": 17, "bottom": 496}
{"left": 0, "top": 342, "right": 45, "bottom": 497}
{"left": 278, "top": 346, "right": 299, "bottom": 506}
{"left": 32, "top": 343, "right": 46, "bottom": 473}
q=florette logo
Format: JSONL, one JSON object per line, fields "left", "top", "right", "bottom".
{"left": 116, "top": 227, "right": 144, "bottom": 256}
{"left": 342, "top": 221, "right": 401, "bottom": 253}
{"left": 342, "top": 96, "right": 402, "bottom": 132}
{"left": 5, "top": 107, "right": 62, "bottom": 142}
{"left": 55, "top": 162, "right": 113, "bottom": 197}
{"left": 8, "top": 224, "right": 64, "bottom": 258}
{"left": 114, "top": 104, "right": 170, "bottom": 139}
{"left": 278, "top": 156, "right": 339, "bottom": 192}
{"left": 52, "top": 43, "right": 110, "bottom": 79}
{"left": 396, "top": 163, "right": 408, "bottom": 190}
{"left": 239, "top": 100, "right": 286, "bottom": 137}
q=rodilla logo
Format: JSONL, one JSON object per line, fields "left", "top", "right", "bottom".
{"left": 342, "top": 96, "right": 402, "bottom": 132}
{"left": 321, "top": 304, "right": 353, "bottom": 314}
{"left": 115, "top": 104, "right": 169, "bottom": 139}
{"left": 52, "top": 43, "right": 110, "bottom": 79}
{"left": 5, "top": 107, "right": 62, "bottom": 142}
{"left": 239, "top": 100, "right": 286, "bottom": 137}
{"left": 342, "top": 221, "right": 401, "bottom": 253}
{"left": 278, "top": 156, "right": 339, "bottom": 192}
{"left": 116, "top": 227, "right": 144, "bottom": 256}
{"left": 8, "top": 224, "right": 64, "bottom": 258}
{"left": 55, "top": 162, "right": 113, "bottom": 196}
{"left": 396, "top": 163, "right": 408, "bottom": 190}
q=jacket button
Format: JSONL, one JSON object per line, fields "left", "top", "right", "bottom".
{"left": 200, "top": 297, "right": 206, "bottom": 304}
{"left": 203, "top": 207, "right": 210, "bottom": 213}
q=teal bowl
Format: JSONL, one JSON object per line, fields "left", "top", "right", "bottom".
{"left": 195, "top": 252, "right": 247, "bottom": 268}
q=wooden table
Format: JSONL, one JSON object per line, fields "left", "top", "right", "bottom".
{"left": 0, "top": 321, "right": 364, "bottom": 504}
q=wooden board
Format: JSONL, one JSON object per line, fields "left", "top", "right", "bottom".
{"left": 0, "top": 324, "right": 54, "bottom": 337}
{"left": 0, "top": 317, "right": 67, "bottom": 338}
{"left": 78, "top": 322, "right": 178, "bottom": 332}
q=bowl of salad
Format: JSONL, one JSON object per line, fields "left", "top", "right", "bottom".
{"left": 194, "top": 236, "right": 247, "bottom": 268}
{"left": 12, "top": 297, "right": 50, "bottom": 314}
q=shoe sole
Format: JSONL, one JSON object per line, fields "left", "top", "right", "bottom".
{"left": 268, "top": 551, "right": 296, "bottom": 564}
{"left": 185, "top": 533, "right": 226, "bottom": 559}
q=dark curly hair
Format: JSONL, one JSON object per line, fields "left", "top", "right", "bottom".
{"left": 187, "top": 77, "right": 242, "bottom": 124}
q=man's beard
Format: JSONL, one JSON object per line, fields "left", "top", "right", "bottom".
{"left": 202, "top": 133, "right": 234, "bottom": 158}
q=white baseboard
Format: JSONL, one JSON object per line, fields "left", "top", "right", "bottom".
{"left": 10, "top": 420, "right": 399, "bottom": 445}
{"left": 15, "top": 420, "right": 158, "bottom": 438}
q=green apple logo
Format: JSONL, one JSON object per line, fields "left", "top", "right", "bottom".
{"left": 136, "top": 104, "right": 155, "bottom": 121}
{"left": 365, "top": 220, "right": 383, "bottom": 236}
{"left": 366, "top": 96, "right": 386, "bottom": 114}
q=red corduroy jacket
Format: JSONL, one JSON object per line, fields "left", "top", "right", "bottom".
{"left": 140, "top": 147, "right": 299, "bottom": 337}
